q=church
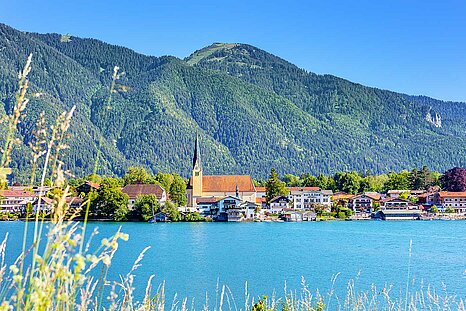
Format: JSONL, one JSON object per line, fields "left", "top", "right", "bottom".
{"left": 186, "top": 134, "right": 257, "bottom": 207}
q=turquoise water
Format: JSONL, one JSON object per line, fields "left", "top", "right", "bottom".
{"left": 1, "top": 221, "right": 465, "bottom": 304}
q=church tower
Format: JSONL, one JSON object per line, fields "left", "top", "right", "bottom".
{"left": 191, "top": 132, "right": 203, "bottom": 198}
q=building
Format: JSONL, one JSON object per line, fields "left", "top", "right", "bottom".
{"left": 186, "top": 134, "right": 256, "bottom": 207}
{"left": 348, "top": 193, "right": 381, "bottom": 214}
{"left": 288, "top": 187, "right": 333, "bottom": 209}
{"left": 122, "top": 184, "right": 167, "bottom": 208}
{"left": 152, "top": 212, "right": 169, "bottom": 222}
{"left": 280, "top": 211, "right": 303, "bottom": 222}
{"left": 268, "top": 195, "right": 290, "bottom": 214}
{"left": 0, "top": 190, "right": 37, "bottom": 213}
{"left": 374, "top": 198, "right": 421, "bottom": 220}
{"left": 76, "top": 181, "right": 100, "bottom": 196}
{"left": 439, "top": 192, "right": 466, "bottom": 214}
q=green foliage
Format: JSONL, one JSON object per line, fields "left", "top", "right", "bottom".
{"left": 169, "top": 174, "right": 187, "bottom": 206}
{"left": 162, "top": 201, "right": 181, "bottom": 222}
{"left": 134, "top": 194, "right": 159, "bottom": 221}
{"left": 334, "top": 172, "right": 361, "bottom": 194}
{"left": 265, "top": 168, "right": 288, "bottom": 202}
{"left": 124, "top": 166, "right": 151, "bottom": 185}
{"left": 90, "top": 178, "right": 129, "bottom": 220}
{"left": 399, "top": 191, "right": 410, "bottom": 200}
{"left": 385, "top": 171, "right": 410, "bottom": 190}
{"left": 430, "top": 205, "right": 438, "bottom": 214}
{"left": 184, "top": 212, "right": 205, "bottom": 222}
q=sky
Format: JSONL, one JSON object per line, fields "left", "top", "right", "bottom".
{"left": 1, "top": 0, "right": 465, "bottom": 102}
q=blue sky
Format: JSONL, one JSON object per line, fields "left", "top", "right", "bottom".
{"left": 1, "top": 0, "right": 465, "bottom": 102}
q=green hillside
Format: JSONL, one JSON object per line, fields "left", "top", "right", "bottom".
{"left": 1, "top": 24, "right": 465, "bottom": 181}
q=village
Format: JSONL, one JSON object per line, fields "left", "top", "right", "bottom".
{"left": 1, "top": 135, "right": 466, "bottom": 222}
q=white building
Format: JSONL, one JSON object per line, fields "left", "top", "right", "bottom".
{"left": 0, "top": 190, "right": 37, "bottom": 213}
{"left": 439, "top": 192, "right": 466, "bottom": 214}
{"left": 288, "top": 187, "right": 333, "bottom": 210}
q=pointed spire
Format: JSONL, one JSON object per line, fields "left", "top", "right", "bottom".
{"left": 192, "top": 131, "right": 201, "bottom": 170}
{"left": 236, "top": 184, "right": 239, "bottom": 198}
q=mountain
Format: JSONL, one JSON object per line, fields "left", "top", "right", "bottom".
{"left": 1, "top": 24, "right": 465, "bottom": 181}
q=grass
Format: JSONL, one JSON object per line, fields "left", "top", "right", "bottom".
{"left": 0, "top": 54, "right": 464, "bottom": 311}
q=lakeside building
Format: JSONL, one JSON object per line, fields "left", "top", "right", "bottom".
{"left": 268, "top": 195, "right": 291, "bottom": 214}
{"left": 122, "top": 184, "right": 167, "bottom": 208}
{"left": 348, "top": 193, "right": 381, "bottom": 215}
{"left": 0, "top": 190, "right": 36, "bottom": 213}
{"left": 374, "top": 198, "right": 421, "bottom": 220}
{"left": 439, "top": 191, "right": 466, "bottom": 214}
{"left": 287, "top": 187, "right": 333, "bottom": 209}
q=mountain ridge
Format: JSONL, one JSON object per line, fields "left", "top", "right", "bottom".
{"left": 1, "top": 23, "right": 465, "bottom": 181}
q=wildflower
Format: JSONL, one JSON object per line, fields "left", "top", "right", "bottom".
{"left": 9, "top": 265, "right": 19, "bottom": 274}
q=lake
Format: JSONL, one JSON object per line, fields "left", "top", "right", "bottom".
{"left": 1, "top": 220, "right": 465, "bottom": 305}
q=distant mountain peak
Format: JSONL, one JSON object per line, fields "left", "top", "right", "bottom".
{"left": 186, "top": 42, "right": 242, "bottom": 65}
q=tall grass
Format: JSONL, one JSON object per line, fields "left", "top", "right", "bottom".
{"left": 0, "top": 55, "right": 464, "bottom": 311}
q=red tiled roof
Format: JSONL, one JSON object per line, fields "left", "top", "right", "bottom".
{"left": 189, "top": 175, "right": 256, "bottom": 192}
{"left": 256, "top": 197, "right": 266, "bottom": 203}
{"left": 288, "top": 187, "right": 320, "bottom": 191}
{"left": 0, "top": 190, "right": 37, "bottom": 198}
{"left": 122, "top": 184, "right": 165, "bottom": 200}
{"left": 86, "top": 181, "right": 100, "bottom": 190}
{"left": 439, "top": 191, "right": 466, "bottom": 198}
{"left": 196, "top": 197, "right": 218, "bottom": 204}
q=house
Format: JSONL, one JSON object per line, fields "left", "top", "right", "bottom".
{"left": 0, "top": 190, "right": 37, "bottom": 213}
{"left": 439, "top": 192, "right": 466, "bottom": 214}
{"left": 374, "top": 198, "right": 421, "bottom": 220}
{"left": 76, "top": 181, "right": 100, "bottom": 196}
{"left": 280, "top": 211, "right": 303, "bottom": 222}
{"left": 348, "top": 193, "right": 381, "bottom": 214}
{"left": 332, "top": 192, "right": 354, "bottom": 206}
{"left": 287, "top": 187, "right": 333, "bottom": 209}
{"left": 186, "top": 134, "right": 257, "bottom": 207}
{"left": 381, "top": 198, "right": 419, "bottom": 210}
{"left": 387, "top": 190, "right": 410, "bottom": 198}
{"left": 152, "top": 212, "right": 169, "bottom": 222}
{"left": 268, "top": 195, "right": 290, "bottom": 214}
{"left": 9, "top": 186, "right": 51, "bottom": 196}
{"left": 122, "top": 184, "right": 167, "bottom": 208}
{"left": 238, "top": 200, "right": 258, "bottom": 219}
{"left": 214, "top": 196, "right": 243, "bottom": 222}
{"left": 32, "top": 197, "right": 54, "bottom": 214}
{"left": 196, "top": 197, "right": 218, "bottom": 217}
{"left": 303, "top": 211, "right": 317, "bottom": 221}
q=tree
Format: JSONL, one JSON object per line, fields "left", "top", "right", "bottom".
{"left": 384, "top": 171, "right": 410, "bottom": 190}
{"left": 169, "top": 174, "right": 187, "bottom": 206}
{"left": 153, "top": 172, "right": 175, "bottom": 193}
{"left": 334, "top": 172, "right": 361, "bottom": 194}
{"left": 301, "top": 174, "right": 318, "bottom": 187}
{"left": 124, "top": 167, "right": 151, "bottom": 185}
{"left": 162, "top": 201, "right": 181, "bottom": 222}
{"left": 430, "top": 205, "right": 438, "bottom": 214}
{"left": 91, "top": 178, "right": 129, "bottom": 220}
{"left": 440, "top": 167, "right": 466, "bottom": 192}
{"left": 265, "top": 168, "right": 288, "bottom": 202}
{"left": 134, "top": 194, "right": 159, "bottom": 221}
{"left": 399, "top": 191, "right": 410, "bottom": 200}
{"left": 282, "top": 174, "right": 301, "bottom": 186}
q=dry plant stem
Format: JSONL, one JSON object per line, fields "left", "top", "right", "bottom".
{"left": 80, "top": 65, "right": 120, "bottom": 254}
{"left": 1, "top": 53, "right": 31, "bottom": 169}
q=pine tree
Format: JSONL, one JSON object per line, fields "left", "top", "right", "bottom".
{"left": 265, "top": 168, "right": 288, "bottom": 202}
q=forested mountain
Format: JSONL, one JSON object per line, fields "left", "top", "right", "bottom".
{"left": 1, "top": 24, "right": 465, "bottom": 181}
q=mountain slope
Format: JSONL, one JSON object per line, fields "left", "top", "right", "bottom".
{"left": 1, "top": 24, "right": 466, "bottom": 181}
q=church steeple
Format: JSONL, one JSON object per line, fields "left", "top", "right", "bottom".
{"left": 191, "top": 132, "right": 203, "bottom": 199}
{"left": 192, "top": 131, "right": 201, "bottom": 170}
